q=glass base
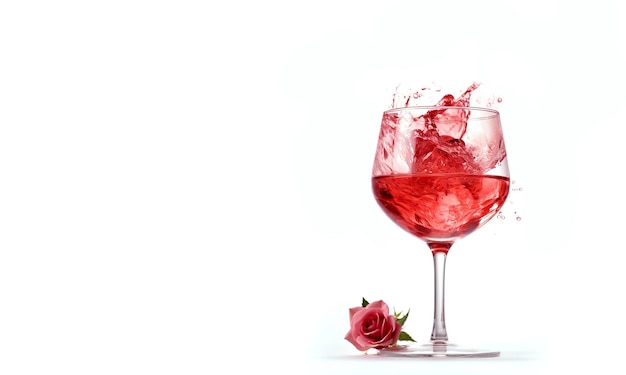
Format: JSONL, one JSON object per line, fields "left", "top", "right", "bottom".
{"left": 378, "top": 341, "right": 500, "bottom": 358}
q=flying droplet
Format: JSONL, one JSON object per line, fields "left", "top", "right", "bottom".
{"left": 516, "top": 216, "right": 522, "bottom": 221}
{"left": 497, "top": 213, "right": 505, "bottom": 220}
{"left": 497, "top": 97, "right": 503, "bottom": 103}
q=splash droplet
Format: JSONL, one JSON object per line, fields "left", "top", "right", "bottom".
{"left": 497, "top": 212, "right": 505, "bottom": 220}
{"left": 497, "top": 97, "right": 503, "bottom": 103}
{"left": 516, "top": 216, "right": 522, "bottom": 221}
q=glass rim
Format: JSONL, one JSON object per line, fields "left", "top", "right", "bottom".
{"left": 383, "top": 106, "right": 500, "bottom": 118}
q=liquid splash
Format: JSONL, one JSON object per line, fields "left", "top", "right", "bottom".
{"left": 496, "top": 181, "right": 523, "bottom": 222}
{"left": 389, "top": 81, "right": 500, "bottom": 110}
{"left": 374, "top": 82, "right": 506, "bottom": 177}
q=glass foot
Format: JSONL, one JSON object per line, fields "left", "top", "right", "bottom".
{"left": 378, "top": 341, "right": 500, "bottom": 358}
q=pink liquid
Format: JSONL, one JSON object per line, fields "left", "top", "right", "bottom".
{"left": 373, "top": 83, "right": 507, "bottom": 178}
{"left": 372, "top": 174, "right": 510, "bottom": 243}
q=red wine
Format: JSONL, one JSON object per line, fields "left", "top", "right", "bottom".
{"left": 372, "top": 174, "right": 510, "bottom": 242}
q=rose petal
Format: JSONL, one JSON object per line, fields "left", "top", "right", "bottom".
{"left": 366, "top": 300, "right": 390, "bottom": 315}
{"left": 349, "top": 308, "right": 372, "bottom": 327}
{"left": 345, "top": 330, "right": 370, "bottom": 351}
{"left": 348, "top": 306, "right": 363, "bottom": 320}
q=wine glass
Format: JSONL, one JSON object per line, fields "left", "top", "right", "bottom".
{"left": 371, "top": 105, "right": 510, "bottom": 357}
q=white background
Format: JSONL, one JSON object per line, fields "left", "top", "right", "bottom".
{"left": 1, "top": 1, "right": 625, "bottom": 374}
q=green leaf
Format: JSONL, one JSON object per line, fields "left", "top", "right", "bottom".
{"left": 398, "top": 331, "right": 416, "bottom": 342}
{"left": 361, "top": 298, "right": 369, "bottom": 307}
{"left": 396, "top": 309, "right": 410, "bottom": 327}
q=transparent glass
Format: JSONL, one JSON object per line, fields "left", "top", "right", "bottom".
{"left": 371, "top": 106, "right": 510, "bottom": 357}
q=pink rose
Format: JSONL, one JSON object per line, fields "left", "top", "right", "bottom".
{"left": 344, "top": 300, "right": 402, "bottom": 351}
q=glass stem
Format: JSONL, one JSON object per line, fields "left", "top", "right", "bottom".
{"left": 429, "top": 242, "right": 451, "bottom": 342}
